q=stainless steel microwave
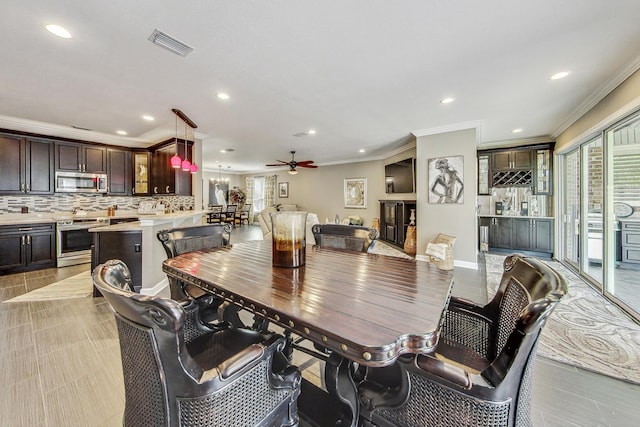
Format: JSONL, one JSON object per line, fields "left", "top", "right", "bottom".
{"left": 55, "top": 171, "right": 108, "bottom": 193}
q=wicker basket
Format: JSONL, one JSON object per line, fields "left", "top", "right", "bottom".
{"left": 430, "top": 233, "right": 456, "bottom": 270}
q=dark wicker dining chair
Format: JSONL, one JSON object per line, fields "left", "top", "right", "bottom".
{"left": 311, "top": 224, "right": 378, "bottom": 252}
{"left": 94, "top": 259, "right": 301, "bottom": 427}
{"left": 157, "top": 223, "right": 232, "bottom": 301}
{"left": 358, "top": 254, "right": 568, "bottom": 427}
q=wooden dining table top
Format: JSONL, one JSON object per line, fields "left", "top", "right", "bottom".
{"left": 162, "top": 240, "right": 454, "bottom": 367}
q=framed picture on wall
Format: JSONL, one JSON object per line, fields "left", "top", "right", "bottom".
{"left": 428, "top": 155, "right": 464, "bottom": 204}
{"left": 279, "top": 182, "right": 289, "bottom": 198}
{"left": 344, "top": 178, "right": 367, "bottom": 208}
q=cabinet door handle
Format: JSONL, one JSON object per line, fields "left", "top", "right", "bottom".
{"left": 154, "top": 186, "right": 158, "bottom": 194}
{"left": 166, "top": 186, "right": 170, "bottom": 193}
{"left": 18, "top": 227, "right": 33, "bottom": 231}
{"left": 25, "top": 184, "right": 30, "bottom": 193}
{"left": 20, "top": 183, "right": 25, "bottom": 192}
{"left": 26, "top": 235, "right": 31, "bottom": 245}
{"left": 21, "top": 235, "right": 25, "bottom": 245}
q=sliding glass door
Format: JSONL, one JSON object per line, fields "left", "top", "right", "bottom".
{"left": 559, "top": 111, "right": 640, "bottom": 320}
{"left": 563, "top": 149, "right": 580, "bottom": 269}
{"left": 583, "top": 137, "right": 604, "bottom": 286}
{"left": 605, "top": 114, "right": 640, "bottom": 314}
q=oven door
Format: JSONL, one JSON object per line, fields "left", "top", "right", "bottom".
{"left": 57, "top": 225, "right": 95, "bottom": 267}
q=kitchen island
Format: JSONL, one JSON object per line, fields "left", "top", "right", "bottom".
{"left": 90, "top": 210, "right": 208, "bottom": 295}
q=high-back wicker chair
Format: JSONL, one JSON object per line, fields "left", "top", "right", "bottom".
{"left": 358, "top": 254, "right": 568, "bottom": 427}
{"left": 93, "top": 259, "right": 301, "bottom": 427}
{"left": 311, "top": 224, "right": 378, "bottom": 253}
{"left": 157, "top": 223, "right": 232, "bottom": 301}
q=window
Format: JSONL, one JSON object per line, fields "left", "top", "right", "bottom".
{"left": 253, "top": 176, "right": 265, "bottom": 213}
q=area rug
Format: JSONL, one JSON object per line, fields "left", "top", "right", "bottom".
{"left": 370, "top": 241, "right": 414, "bottom": 259}
{"left": 486, "top": 254, "right": 640, "bottom": 384}
{"left": 5, "top": 271, "right": 92, "bottom": 302}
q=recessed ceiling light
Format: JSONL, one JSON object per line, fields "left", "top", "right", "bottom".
{"left": 440, "top": 97, "right": 455, "bottom": 104}
{"left": 308, "top": 129, "right": 316, "bottom": 135}
{"left": 217, "top": 93, "right": 230, "bottom": 100}
{"left": 46, "top": 24, "right": 71, "bottom": 39}
{"left": 550, "top": 71, "right": 569, "bottom": 80}
{"left": 142, "top": 115, "right": 154, "bottom": 121}
{"left": 359, "top": 149, "right": 365, "bottom": 153}
{"left": 512, "top": 128, "right": 523, "bottom": 133}
{"left": 116, "top": 130, "right": 127, "bottom": 136}
{"left": 220, "top": 149, "right": 226, "bottom": 153}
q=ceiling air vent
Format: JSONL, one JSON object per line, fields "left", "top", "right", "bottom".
{"left": 148, "top": 29, "right": 193, "bottom": 57}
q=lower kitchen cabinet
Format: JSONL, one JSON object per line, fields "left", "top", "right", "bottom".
{"left": 480, "top": 216, "right": 553, "bottom": 255}
{"left": 0, "top": 223, "right": 56, "bottom": 274}
{"left": 621, "top": 220, "right": 640, "bottom": 264}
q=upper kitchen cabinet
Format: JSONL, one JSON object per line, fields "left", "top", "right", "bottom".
{"left": 132, "top": 151, "right": 151, "bottom": 195}
{"left": 479, "top": 143, "right": 554, "bottom": 191}
{"left": 477, "top": 153, "right": 490, "bottom": 195}
{"left": 0, "top": 134, "right": 54, "bottom": 195}
{"left": 534, "top": 146, "right": 553, "bottom": 195}
{"left": 56, "top": 141, "right": 107, "bottom": 173}
{"left": 151, "top": 141, "right": 192, "bottom": 196}
{"left": 491, "top": 149, "right": 532, "bottom": 171}
{"left": 106, "top": 148, "right": 132, "bottom": 196}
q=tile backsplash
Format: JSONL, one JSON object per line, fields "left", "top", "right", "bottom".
{"left": 0, "top": 194, "right": 195, "bottom": 214}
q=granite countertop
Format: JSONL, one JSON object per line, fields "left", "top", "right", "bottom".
{"left": 89, "top": 222, "right": 142, "bottom": 232}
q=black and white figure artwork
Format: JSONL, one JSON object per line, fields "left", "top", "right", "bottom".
{"left": 428, "top": 156, "right": 464, "bottom": 204}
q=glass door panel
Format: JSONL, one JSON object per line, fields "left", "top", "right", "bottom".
{"left": 606, "top": 114, "right": 640, "bottom": 314}
{"left": 563, "top": 149, "right": 580, "bottom": 268}
{"left": 582, "top": 137, "right": 604, "bottom": 286}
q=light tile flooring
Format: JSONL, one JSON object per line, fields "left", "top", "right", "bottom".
{"left": 1, "top": 224, "right": 639, "bottom": 426}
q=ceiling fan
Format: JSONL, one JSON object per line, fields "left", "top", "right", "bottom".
{"left": 266, "top": 151, "right": 317, "bottom": 174}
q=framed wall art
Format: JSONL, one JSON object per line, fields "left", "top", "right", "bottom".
{"left": 344, "top": 178, "right": 367, "bottom": 208}
{"left": 278, "top": 182, "right": 289, "bottom": 198}
{"left": 428, "top": 155, "right": 464, "bottom": 204}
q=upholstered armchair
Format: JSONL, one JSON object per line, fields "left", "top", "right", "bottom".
{"left": 94, "top": 260, "right": 301, "bottom": 427}
{"left": 358, "top": 254, "right": 567, "bottom": 427}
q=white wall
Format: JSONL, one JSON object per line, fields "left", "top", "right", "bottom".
{"left": 415, "top": 128, "right": 478, "bottom": 269}
{"left": 240, "top": 149, "right": 417, "bottom": 227}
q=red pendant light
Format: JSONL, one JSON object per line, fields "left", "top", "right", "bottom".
{"left": 181, "top": 120, "right": 191, "bottom": 171}
{"left": 170, "top": 108, "right": 198, "bottom": 173}
{"left": 170, "top": 114, "right": 181, "bottom": 168}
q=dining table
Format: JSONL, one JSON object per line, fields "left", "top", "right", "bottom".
{"left": 162, "top": 239, "right": 454, "bottom": 426}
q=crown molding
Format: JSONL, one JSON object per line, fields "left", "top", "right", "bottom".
{"left": 477, "top": 135, "right": 552, "bottom": 150}
{"left": 412, "top": 120, "right": 483, "bottom": 139}
{"left": 551, "top": 55, "right": 640, "bottom": 139}
{"left": 0, "top": 115, "right": 151, "bottom": 148}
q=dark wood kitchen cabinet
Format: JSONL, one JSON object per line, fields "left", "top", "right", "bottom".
{"left": 132, "top": 151, "right": 151, "bottom": 195}
{"left": 0, "top": 134, "right": 54, "bottom": 195}
{"left": 151, "top": 142, "right": 192, "bottom": 195}
{"left": 0, "top": 223, "right": 56, "bottom": 274}
{"left": 480, "top": 216, "right": 553, "bottom": 255}
{"left": 488, "top": 217, "right": 513, "bottom": 249}
{"left": 56, "top": 141, "right": 107, "bottom": 173}
{"left": 379, "top": 200, "right": 416, "bottom": 248}
{"left": 512, "top": 218, "right": 554, "bottom": 253}
{"left": 491, "top": 149, "right": 533, "bottom": 171}
{"left": 106, "top": 148, "right": 132, "bottom": 195}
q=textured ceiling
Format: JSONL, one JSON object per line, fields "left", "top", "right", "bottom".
{"left": 1, "top": 1, "right": 640, "bottom": 172}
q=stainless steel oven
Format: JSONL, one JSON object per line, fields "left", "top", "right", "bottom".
{"left": 56, "top": 217, "right": 109, "bottom": 267}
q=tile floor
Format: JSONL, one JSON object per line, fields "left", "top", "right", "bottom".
{"left": 0, "top": 224, "right": 639, "bottom": 426}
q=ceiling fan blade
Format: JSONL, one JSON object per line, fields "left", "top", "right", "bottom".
{"left": 299, "top": 164, "right": 318, "bottom": 168}
{"left": 266, "top": 163, "right": 287, "bottom": 167}
{"left": 296, "top": 160, "right": 315, "bottom": 165}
